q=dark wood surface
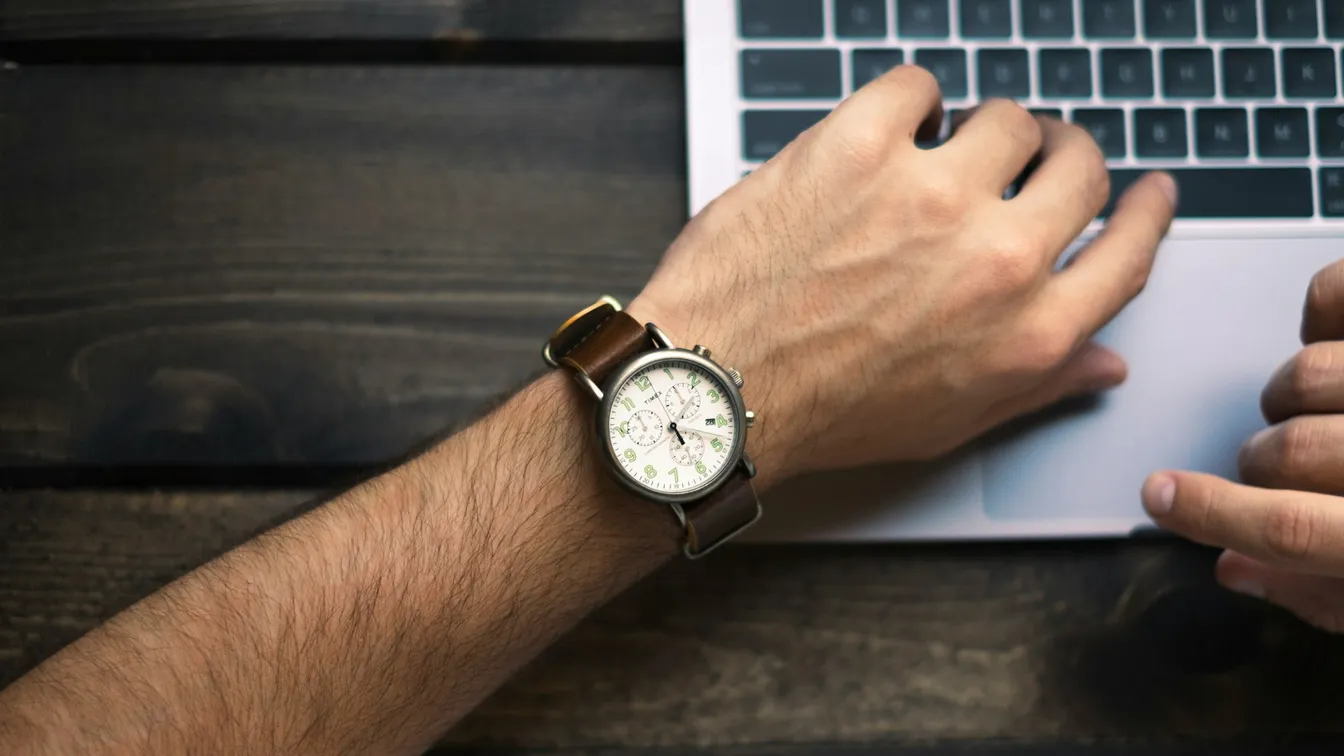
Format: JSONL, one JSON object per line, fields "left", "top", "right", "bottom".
{"left": 0, "top": 65, "right": 685, "bottom": 469}
{"left": 4, "top": 3, "right": 1344, "bottom": 754}
{"left": 0, "top": 0, "right": 681, "bottom": 41}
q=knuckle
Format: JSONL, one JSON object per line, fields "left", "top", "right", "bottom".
{"left": 892, "top": 63, "right": 942, "bottom": 99}
{"left": 1263, "top": 499, "right": 1319, "bottom": 562}
{"left": 911, "top": 171, "right": 971, "bottom": 222}
{"left": 1306, "top": 263, "right": 1344, "bottom": 321}
{"left": 983, "top": 237, "right": 1041, "bottom": 290}
{"left": 831, "top": 118, "right": 894, "bottom": 172}
{"left": 1288, "top": 344, "right": 1337, "bottom": 402}
{"left": 1006, "top": 316, "right": 1075, "bottom": 372}
{"left": 985, "top": 99, "right": 1043, "bottom": 151}
{"left": 1277, "top": 417, "right": 1321, "bottom": 480}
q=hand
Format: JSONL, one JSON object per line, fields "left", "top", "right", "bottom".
{"left": 1142, "top": 259, "right": 1344, "bottom": 632}
{"left": 629, "top": 66, "right": 1177, "bottom": 484}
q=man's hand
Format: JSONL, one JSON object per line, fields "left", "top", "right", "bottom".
{"left": 1142, "top": 259, "right": 1344, "bottom": 633}
{"left": 632, "top": 66, "right": 1177, "bottom": 483}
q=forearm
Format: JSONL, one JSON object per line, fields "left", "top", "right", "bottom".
{"left": 0, "top": 372, "right": 678, "bottom": 755}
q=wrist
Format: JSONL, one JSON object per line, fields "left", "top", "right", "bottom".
{"left": 626, "top": 292, "right": 794, "bottom": 492}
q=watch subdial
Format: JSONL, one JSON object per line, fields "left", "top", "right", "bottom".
{"left": 669, "top": 432, "right": 706, "bottom": 466}
{"left": 662, "top": 382, "right": 702, "bottom": 421}
{"left": 627, "top": 410, "right": 664, "bottom": 446}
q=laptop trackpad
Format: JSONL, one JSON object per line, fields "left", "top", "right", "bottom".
{"left": 981, "top": 236, "right": 1344, "bottom": 523}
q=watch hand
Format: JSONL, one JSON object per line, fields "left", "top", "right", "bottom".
{"left": 692, "top": 426, "right": 733, "bottom": 441}
{"left": 669, "top": 422, "right": 686, "bottom": 446}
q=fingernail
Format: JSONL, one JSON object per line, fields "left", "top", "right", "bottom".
{"left": 1224, "top": 577, "right": 1267, "bottom": 600}
{"left": 1143, "top": 474, "right": 1176, "bottom": 517}
{"left": 1154, "top": 172, "right": 1179, "bottom": 208}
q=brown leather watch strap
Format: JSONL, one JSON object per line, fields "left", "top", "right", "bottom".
{"left": 545, "top": 299, "right": 653, "bottom": 386}
{"left": 681, "top": 467, "right": 761, "bottom": 558}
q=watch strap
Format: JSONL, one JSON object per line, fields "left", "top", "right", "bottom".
{"left": 544, "top": 297, "right": 653, "bottom": 386}
{"left": 681, "top": 467, "right": 762, "bottom": 558}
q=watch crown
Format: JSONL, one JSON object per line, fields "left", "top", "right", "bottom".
{"left": 745, "top": 410, "right": 756, "bottom": 428}
{"left": 727, "top": 367, "right": 744, "bottom": 389}
{"left": 692, "top": 344, "right": 712, "bottom": 358}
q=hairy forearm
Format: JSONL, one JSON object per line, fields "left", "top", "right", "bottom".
{"left": 0, "top": 372, "right": 678, "bottom": 755}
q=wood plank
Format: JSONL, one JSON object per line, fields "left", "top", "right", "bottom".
{"left": 4, "top": 490, "right": 1344, "bottom": 750}
{"left": 0, "top": 0, "right": 682, "bottom": 41}
{"left": 0, "top": 65, "right": 687, "bottom": 468}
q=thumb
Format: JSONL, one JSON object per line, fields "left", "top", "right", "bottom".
{"left": 984, "top": 341, "right": 1128, "bottom": 426}
{"left": 1217, "top": 550, "right": 1344, "bottom": 633}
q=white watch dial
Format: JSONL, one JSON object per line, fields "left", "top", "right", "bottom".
{"left": 606, "top": 357, "right": 738, "bottom": 495}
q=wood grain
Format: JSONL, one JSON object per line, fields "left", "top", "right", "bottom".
{"left": 4, "top": 490, "right": 1344, "bottom": 751}
{"left": 0, "top": 65, "right": 687, "bottom": 468}
{"left": 0, "top": 0, "right": 682, "bottom": 41}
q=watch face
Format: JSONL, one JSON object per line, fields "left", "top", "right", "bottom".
{"left": 603, "top": 353, "right": 741, "bottom": 498}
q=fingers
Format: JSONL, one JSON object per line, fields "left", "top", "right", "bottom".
{"left": 1142, "top": 471, "right": 1344, "bottom": 576}
{"left": 941, "top": 99, "right": 1043, "bottom": 192}
{"left": 1303, "top": 259, "right": 1344, "bottom": 344}
{"left": 1217, "top": 551, "right": 1344, "bottom": 633}
{"left": 1030, "top": 171, "right": 1176, "bottom": 342}
{"left": 1010, "top": 117, "right": 1112, "bottom": 255}
{"left": 1239, "top": 416, "right": 1344, "bottom": 496}
{"left": 1261, "top": 342, "right": 1344, "bottom": 423}
{"left": 980, "top": 341, "right": 1127, "bottom": 428}
{"left": 839, "top": 64, "right": 945, "bottom": 145}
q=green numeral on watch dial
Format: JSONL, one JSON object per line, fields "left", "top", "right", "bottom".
{"left": 710, "top": 438, "right": 724, "bottom": 453}
{"left": 689, "top": 372, "right": 700, "bottom": 388}
{"left": 633, "top": 375, "right": 652, "bottom": 391}
{"left": 644, "top": 464, "right": 657, "bottom": 478}
{"left": 695, "top": 461, "right": 707, "bottom": 475}
{"left": 668, "top": 468, "right": 679, "bottom": 483}
{"left": 707, "top": 389, "right": 720, "bottom": 403}
{"left": 716, "top": 414, "right": 727, "bottom": 427}
{"left": 623, "top": 449, "right": 636, "bottom": 462}
{"left": 620, "top": 397, "right": 635, "bottom": 411}
{"left": 663, "top": 368, "right": 675, "bottom": 381}
{"left": 617, "top": 421, "right": 628, "bottom": 438}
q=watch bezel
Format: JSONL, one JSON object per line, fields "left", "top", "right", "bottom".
{"left": 597, "top": 348, "right": 748, "bottom": 505}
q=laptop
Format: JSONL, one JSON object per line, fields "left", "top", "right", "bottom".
{"left": 684, "top": 0, "right": 1344, "bottom": 542}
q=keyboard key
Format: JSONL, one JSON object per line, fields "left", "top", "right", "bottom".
{"left": 836, "top": 0, "right": 889, "bottom": 38}
{"left": 1161, "top": 48, "right": 1215, "bottom": 98}
{"left": 1039, "top": 49, "right": 1093, "bottom": 98}
{"left": 1282, "top": 49, "right": 1338, "bottom": 98}
{"left": 1317, "top": 107, "right": 1344, "bottom": 157}
{"left": 741, "top": 49, "right": 841, "bottom": 98}
{"left": 1256, "top": 108, "right": 1311, "bottom": 158}
{"left": 1030, "top": 108, "right": 1064, "bottom": 119}
{"left": 739, "top": 0, "right": 823, "bottom": 38}
{"left": 898, "top": 0, "right": 951, "bottom": 37}
{"left": 1021, "top": 0, "right": 1074, "bottom": 38}
{"left": 1204, "top": 0, "right": 1258, "bottom": 38}
{"left": 1083, "top": 0, "right": 1137, "bottom": 38}
{"left": 1329, "top": 1, "right": 1344, "bottom": 39}
{"left": 742, "top": 110, "right": 828, "bottom": 160}
{"left": 852, "top": 49, "right": 905, "bottom": 90}
{"left": 915, "top": 49, "right": 968, "bottom": 97}
{"left": 1103, "top": 168, "right": 1313, "bottom": 218}
{"left": 1134, "top": 108, "right": 1188, "bottom": 158}
{"left": 1101, "top": 49, "right": 1155, "bottom": 98}
{"left": 977, "top": 49, "right": 1030, "bottom": 98}
{"left": 1195, "top": 108, "right": 1249, "bottom": 157}
{"left": 1143, "top": 0, "right": 1197, "bottom": 38}
{"left": 1320, "top": 168, "right": 1344, "bottom": 217}
{"left": 1222, "top": 48, "right": 1276, "bottom": 98}
{"left": 960, "top": 0, "right": 1012, "bottom": 38}
{"left": 1265, "top": 0, "right": 1319, "bottom": 39}
{"left": 1072, "top": 108, "right": 1127, "bottom": 158}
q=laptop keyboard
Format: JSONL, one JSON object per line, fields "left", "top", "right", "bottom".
{"left": 736, "top": 0, "right": 1344, "bottom": 220}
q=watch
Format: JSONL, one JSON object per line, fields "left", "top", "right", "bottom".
{"left": 543, "top": 296, "right": 761, "bottom": 558}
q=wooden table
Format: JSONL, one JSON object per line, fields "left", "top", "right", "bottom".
{"left": 2, "top": 3, "right": 1343, "bottom": 753}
